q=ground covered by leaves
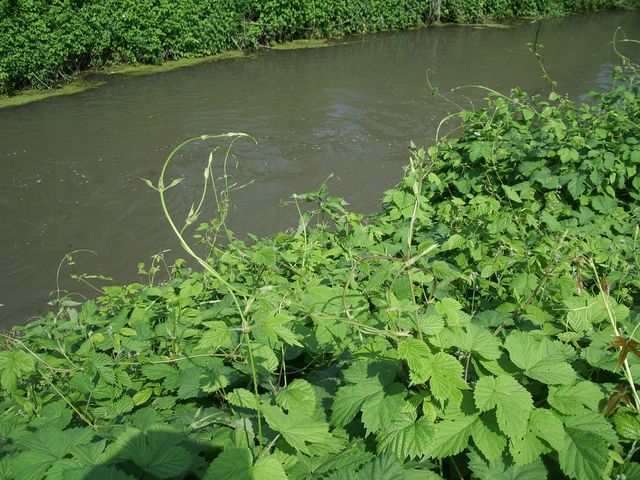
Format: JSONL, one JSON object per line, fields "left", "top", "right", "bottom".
{"left": 1, "top": 65, "right": 640, "bottom": 479}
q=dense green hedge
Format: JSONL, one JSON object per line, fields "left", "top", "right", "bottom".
{"left": 1, "top": 63, "right": 640, "bottom": 479}
{"left": 0, "top": 0, "right": 635, "bottom": 95}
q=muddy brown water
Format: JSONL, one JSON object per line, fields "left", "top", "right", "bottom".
{"left": 1, "top": 10, "right": 639, "bottom": 326}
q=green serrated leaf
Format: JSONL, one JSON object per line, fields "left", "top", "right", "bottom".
{"left": 204, "top": 448, "right": 287, "bottom": 480}
{"left": 0, "top": 350, "right": 35, "bottom": 391}
{"left": 377, "top": 413, "right": 436, "bottom": 460}
{"left": 474, "top": 375, "right": 533, "bottom": 439}
{"left": 614, "top": 412, "right": 640, "bottom": 441}
{"left": 197, "top": 321, "right": 232, "bottom": 351}
{"left": 262, "top": 404, "right": 343, "bottom": 456}
{"left": 459, "top": 324, "right": 501, "bottom": 360}
{"left": 361, "top": 383, "right": 408, "bottom": 434}
{"left": 428, "top": 413, "right": 478, "bottom": 458}
{"left": 504, "top": 332, "right": 576, "bottom": 385}
{"left": 563, "top": 412, "right": 618, "bottom": 446}
{"left": 276, "top": 379, "right": 316, "bottom": 415}
{"left": 528, "top": 408, "right": 565, "bottom": 452}
{"left": 471, "top": 414, "right": 506, "bottom": 461}
{"left": 425, "top": 352, "right": 468, "bottom": 405}
{"left": 397, "top": 339, "right": 432, "bottom": 385}
{"left": 355, "top": 454, "right": 405, "bottom": 480}
{"left": 559, "top": 428, "right": 609, "bottom": 480}
{"left": 227, "top": 388, "right": 258, "bottom": 410}
{"left": 547, "top": 381, "right": 603, "bottom": 415}
{"left": 331, "top": 382, "right": 382, "bottom": 427}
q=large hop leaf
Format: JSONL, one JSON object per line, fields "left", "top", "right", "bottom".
{"left": 504, "top": 332, "right": 576, "bottom": 385}
{"left": 262, "top": 404, "right": 343, "bottom": 456}
{"left": 474, "top": 375, "right": 533, "bottom": 440}
{"left": 204, "top": 448, "right": 287, "bottom": 480}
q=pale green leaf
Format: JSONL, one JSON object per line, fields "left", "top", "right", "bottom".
{"left": 510, "top": 431, "right": 544, "bottom": 466}
{"left": 361, "top": 383, "right": 408, "bottom": 434}
{"left": 397, "top": 339, "right": 432, "bottom": 385}
{"left": 377, "top": 413, "right": 436, "bottom": 460}
{"left": 276, "top": 379, "right": 316, "bottom": 415}
{"left": 253, "top": 455, "right": 288, "bottom": 480}
{"left": 428, "top": 413, "right": 477, "bottom": 459}
{"left": 250, "top": 343, "right": 279, "bottom": 374}
{"left": 563, "top": 412, "right": 618, "bottom": 446}
{"left": 0, "top": 350, "right": 35, "bottom": 391}
{"left": 196, "top": 321, "right": 232, "bottom": 352}
{"left": 504, "top": 332, "right": 576, "bottom": 385}
{"left": 436, "top": 298, "right": 471, "bottom": 329}
{"left": 342, "top": 358, "right": 397, "bottom": 387}
{"left": 547, "top": 381, "right": 603, "bottom": 415}
{"left": 528, "top": 409, "right": 565, "bottom": 452}
{"left": 503, "top": 185, "right": 523, "bottom": 203}
{"left": 254, "top": 246, "right": 277, "bottom": 267}
{"left": 355, "top": 454, "right": 405, "bottom": 480}
{"left": 474, "top": 375, "right": 533, "bottom": 439}
{"left": 416, "top": 313, "right": 445, "bottom": 336}
{"left": 331, "top": 382, "right": 382, "bottom": 427}
{"left": 262, "top": 404, "right": 342, "bottom": 456}
{"left": 471, "top": 415, "right": 506, "bottom": 461}
{"left": 467, "top": 449, "right": 548, "bottom": 480}
{"left": 614, "top": 412, "right": 640, "bottom": 441}
{"left": 425, "top": 352, "right": 468, "bottom": 405}
{"left": 204, "top": 448, "right": 286, "bottom": 480}
{"left": 459, "top": 324, "right": 501, "bottom": 360}
{"left": 132, "top": 388, "right": 153, "bottom": 406}
{"left": 227, "top": 388, "right": 258, "bottom": 410}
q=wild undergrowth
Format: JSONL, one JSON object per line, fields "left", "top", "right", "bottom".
{"left": 1, "top": 61, "right": 640, "bottom": 478}
{"left": 1, "top": 0, "right": 637, "bottom": 95}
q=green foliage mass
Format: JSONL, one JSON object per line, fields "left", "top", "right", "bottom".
{"left": 2, "top": 64, "right": 640, "bottom": 478}
{"left": 0, "top": 0, "right": 636, "bottom": 95}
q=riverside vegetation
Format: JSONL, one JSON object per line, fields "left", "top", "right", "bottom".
{"left": 1, "top": 0, "right": 638, "bottom": 96}
{"left": 1, "top": 51, "right": 640, "bottom": 478}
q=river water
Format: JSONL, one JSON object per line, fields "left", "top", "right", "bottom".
{"left": 1, "top": 10, "right": 639, "bottom": 326}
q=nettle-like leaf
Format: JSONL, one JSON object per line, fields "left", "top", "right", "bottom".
{"left": 467, "top": 448, "right": 547, "bottom": 480}
{"left": 331, "top": 381, "right": 383, "bottom": 427}
{"left": 471, "top": 413, "right": 506, "bottom": 461}
{"left": 276, "top": 379, "right": 316, "bottom": 415}
{"left": 614, "top": 411, "right": 640, "bottom": 441}
{"left": 504, "top": 332, "right": 576, "bottom": 385}
{"left": 0, "top": 350, "right": 35, "bottom": 391}
{"left": 558, "top": 429, "right": 609, "bottom": 480}
{"left": 457, "top": 324, "right": 501, "bottom": 360}
{"left": 204, "top": 448, "right": 287, "bottom": 480}
{"left": 376, "top": 411, "right": 437, "bottom": 460}
{"left": 397, "top": 339, "right": 432, "bottom": 385}
{"left": 227, "top": 388, "right": 259, "bottom": 410}
{"left": 547, "top": 381, "right": 604, "bottom": 415}
{"left": 397, "top": 340, "right": 468, "bottom": 404}
{"left": 111, "top": 426, "right": 197, "bottom": 479}
{"left": 262, "top": 404, "right": 343, "bottom": 456}
{"left": 352, "top": 454, "right": 407, "bottom": 480}
{"left": 196, "top": 321, "right": 233, "bottom": 351}
{"left": 360, "top": 383, "right": 409, "bottom": 435}
{"left": 428, "top": 412, "right": 478, "bottom": 459}
{"left": 474, "top": 375, "right": 533, "bottom": 440}
{"left": 435, "top": 298, "right": 471, "bottom": 329}
{"left": 11, "top": 427, "right": 95, "bottom": 480}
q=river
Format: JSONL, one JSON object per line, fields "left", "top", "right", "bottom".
{"left": 1, "top": 9, "right": 639, "bottom": 326}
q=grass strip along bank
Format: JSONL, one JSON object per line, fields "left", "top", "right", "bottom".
{"left": 1, "top": 61, "right": 640, "bottom": 478}
{"left": 1, "top": 0, "right": 638, "bottom": 97}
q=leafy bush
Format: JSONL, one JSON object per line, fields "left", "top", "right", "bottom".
{"left": 1, "top": 0, "right": 636, "bottom": 95}
{"left": 0, "top": 62, "right": 639, "bottom": 478}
